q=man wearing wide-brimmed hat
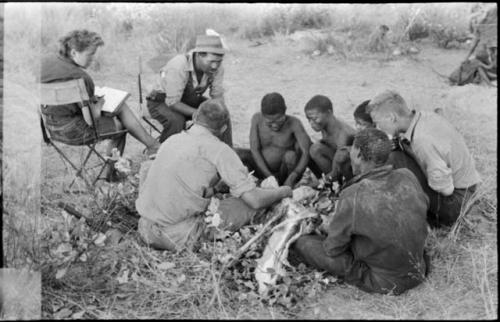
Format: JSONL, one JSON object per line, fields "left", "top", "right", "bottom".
{"left": 147, "top": 34, "right": 233, "bottom": 145}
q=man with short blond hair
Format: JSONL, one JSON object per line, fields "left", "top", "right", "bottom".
{"left": 367, "top": 90, "right": 412, "bottom": 130}
{"left": 368, "top": 90, "right": 481, "bottom": 227}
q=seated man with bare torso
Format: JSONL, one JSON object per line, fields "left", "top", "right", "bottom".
{"left": 236, "top": 92, "right": 311, "bottom": 187}
{"left": 305, "top": 95, "right": 356, "bottom": 184}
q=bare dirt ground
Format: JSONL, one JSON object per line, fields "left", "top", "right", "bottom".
{"left": 3, "top": 35, "right": 497, "bottom": 319}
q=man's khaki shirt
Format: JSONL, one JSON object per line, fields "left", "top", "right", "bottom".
{"left": 136, "top": 124, "right": 255, "bottom": 247}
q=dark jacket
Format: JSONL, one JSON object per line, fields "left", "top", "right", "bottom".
{"left": 40, "top": 54, "right": 103, "bottom": 145}
{"left": 40, "top": 54, "right": 95, "bottom": 117}
{"left": 324, "top": 165, "right": 429, "bottom": 294}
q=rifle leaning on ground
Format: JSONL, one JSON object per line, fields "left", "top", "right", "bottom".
{"left": 58, "top": 202, "right": 139, "bottom": 234}
{"left": 137, "top": 55, "right": 162, "bottom": 134}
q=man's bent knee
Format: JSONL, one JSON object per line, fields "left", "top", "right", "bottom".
{"left": 283, "top": 150, "right": 298, "bottom": 167}
{"left": 138, "top": 217, "right": 178, "bottom": 251}
{"left": 218, "top": 197, "right": 258, "bottom": 231}
{"left": 309, "top": 143, "right": 322, "bottom": 159}
{"left": 310, "top": 142, "right": 332, "bottom": 160}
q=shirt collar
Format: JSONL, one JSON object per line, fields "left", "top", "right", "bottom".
{"left": 402, "top": 110, "right": 420, "bottom": 142}
{"left": 341, "top": 164, "right": 394, "bottom": 190}
{"left": 186, "top": 50, "right": 207, "bottom": 88}
{"left": 57, "top": 54, "right": 81, "bottom": 68}
{"left": 188, "top": 123, "right": 216, "bottom": 137}
{"left": 186, "top": 50, "right": 195, "bottom": 72}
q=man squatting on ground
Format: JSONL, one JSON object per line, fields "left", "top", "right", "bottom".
{"left": 368, "top": 90, "right": 481, "bottom": 227}
{"left": 236, "top": 92, "right": 312, "bottom": 187}
{"left": 304, "top": 95, "right": 357, "bottom": 185}
{"left": 146, "top": 35, "right": 233, "bottom": 146}
{"left": 136, "top": 99, "right": 293, "bottom": 252}
{"left": 292, "top": 128, "right": 429, "bottom": 295}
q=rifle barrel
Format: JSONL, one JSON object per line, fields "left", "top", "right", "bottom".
{"left": 138, "top": 73, "right": 143, "bottom": 104}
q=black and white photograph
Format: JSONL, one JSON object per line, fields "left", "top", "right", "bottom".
{"left": 1, "top": 2, "right": 497, "bottom": 320}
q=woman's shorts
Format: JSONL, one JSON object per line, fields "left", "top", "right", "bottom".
{"left": 45, "top": 114, "right": 124, "bottom": 146}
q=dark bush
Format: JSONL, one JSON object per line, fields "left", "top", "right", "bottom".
{"left": 408, "top": 22, "right": 429, "bottom": 41}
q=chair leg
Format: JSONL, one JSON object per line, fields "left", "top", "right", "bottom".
{"left": 74, "top": 147, "right": 95, "bottom": 179}
{"left": 50, "top": 142, "right": 94, "bottom": 191}
{"left": 86, "top": 144, "right": 114, "bottom": 186}
{"left": 68, "top": 154, "right": 94, "bottom": 191}
{"left": 50, "top": 142, "right": 80, "bottom": 173}
{"left": 93, "top": 159, "right": 114, "bottom": 186}
{"left": 87, "top": 144, "right": 108, "bottom": 163}
{"left": 81, "top": 143, "right": 116, "bottom": 188}
{"left": 48, "top": 140, "right": 119, "bottom": 194}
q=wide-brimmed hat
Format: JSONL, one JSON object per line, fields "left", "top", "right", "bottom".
{"left": 193, "top": 35, "right": 225, "bottom": 55}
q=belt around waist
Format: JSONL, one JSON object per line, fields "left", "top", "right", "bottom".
{"left": 455, "top": 184, "right": 478, "bottom": 192}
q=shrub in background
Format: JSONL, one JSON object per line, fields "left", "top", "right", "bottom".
{"left": 239, "top": 4, "right": 333, "bottom": 39}
{"left": 391, "top": 3, "right": 472, "bottom": 48}
{"left": 31, "top": 2, "right": 477, "bottom": 72}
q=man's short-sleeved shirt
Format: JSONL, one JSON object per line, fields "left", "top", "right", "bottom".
{"left": 157, "top": 51, "right": 224, "bottom": 106}
{"left": 136, "top": 124, "right": 256, "bottom": 231}
{"left": 402, "top": 111, "right": 481, "bottom": 194}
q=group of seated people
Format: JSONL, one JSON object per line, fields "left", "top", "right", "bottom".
{"left": 42, "top": 30, "right": 481, "bottom": 296}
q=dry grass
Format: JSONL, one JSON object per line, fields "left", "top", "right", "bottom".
{"left": 2, "top": 3, "right": 498, "bottom": 320}
{"left": 0, "top": 268, "right": 41, "bottom": 319}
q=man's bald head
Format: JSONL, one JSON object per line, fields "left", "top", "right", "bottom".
{"left": 193, "top": 99, "right": 229, "bottom": 132}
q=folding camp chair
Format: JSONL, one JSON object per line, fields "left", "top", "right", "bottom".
{"left": 40, "top": 78, "right": 128, "bottom": 191}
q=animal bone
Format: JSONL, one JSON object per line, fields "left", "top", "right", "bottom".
{"left": 223, "top": 202, "right": 287, "bottom": 268}
{"left": 254, "top": 197, "right": 318, "bottom": 295}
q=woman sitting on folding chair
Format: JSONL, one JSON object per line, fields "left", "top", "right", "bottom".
{"left": 41, "top": 29, "right": 160, "bottom": 181}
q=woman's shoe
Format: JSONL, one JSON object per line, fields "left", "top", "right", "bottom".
{"left": 97, "top": 163, "right": 122, "bottom": 183}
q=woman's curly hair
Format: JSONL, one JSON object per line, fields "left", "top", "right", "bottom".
{"left": 58, "top": 30, "right": 104, "bottom": 58}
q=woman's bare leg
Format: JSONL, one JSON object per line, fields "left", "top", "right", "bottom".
{"left": 116, "top": 103, "right": 159, "bottom": 151}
